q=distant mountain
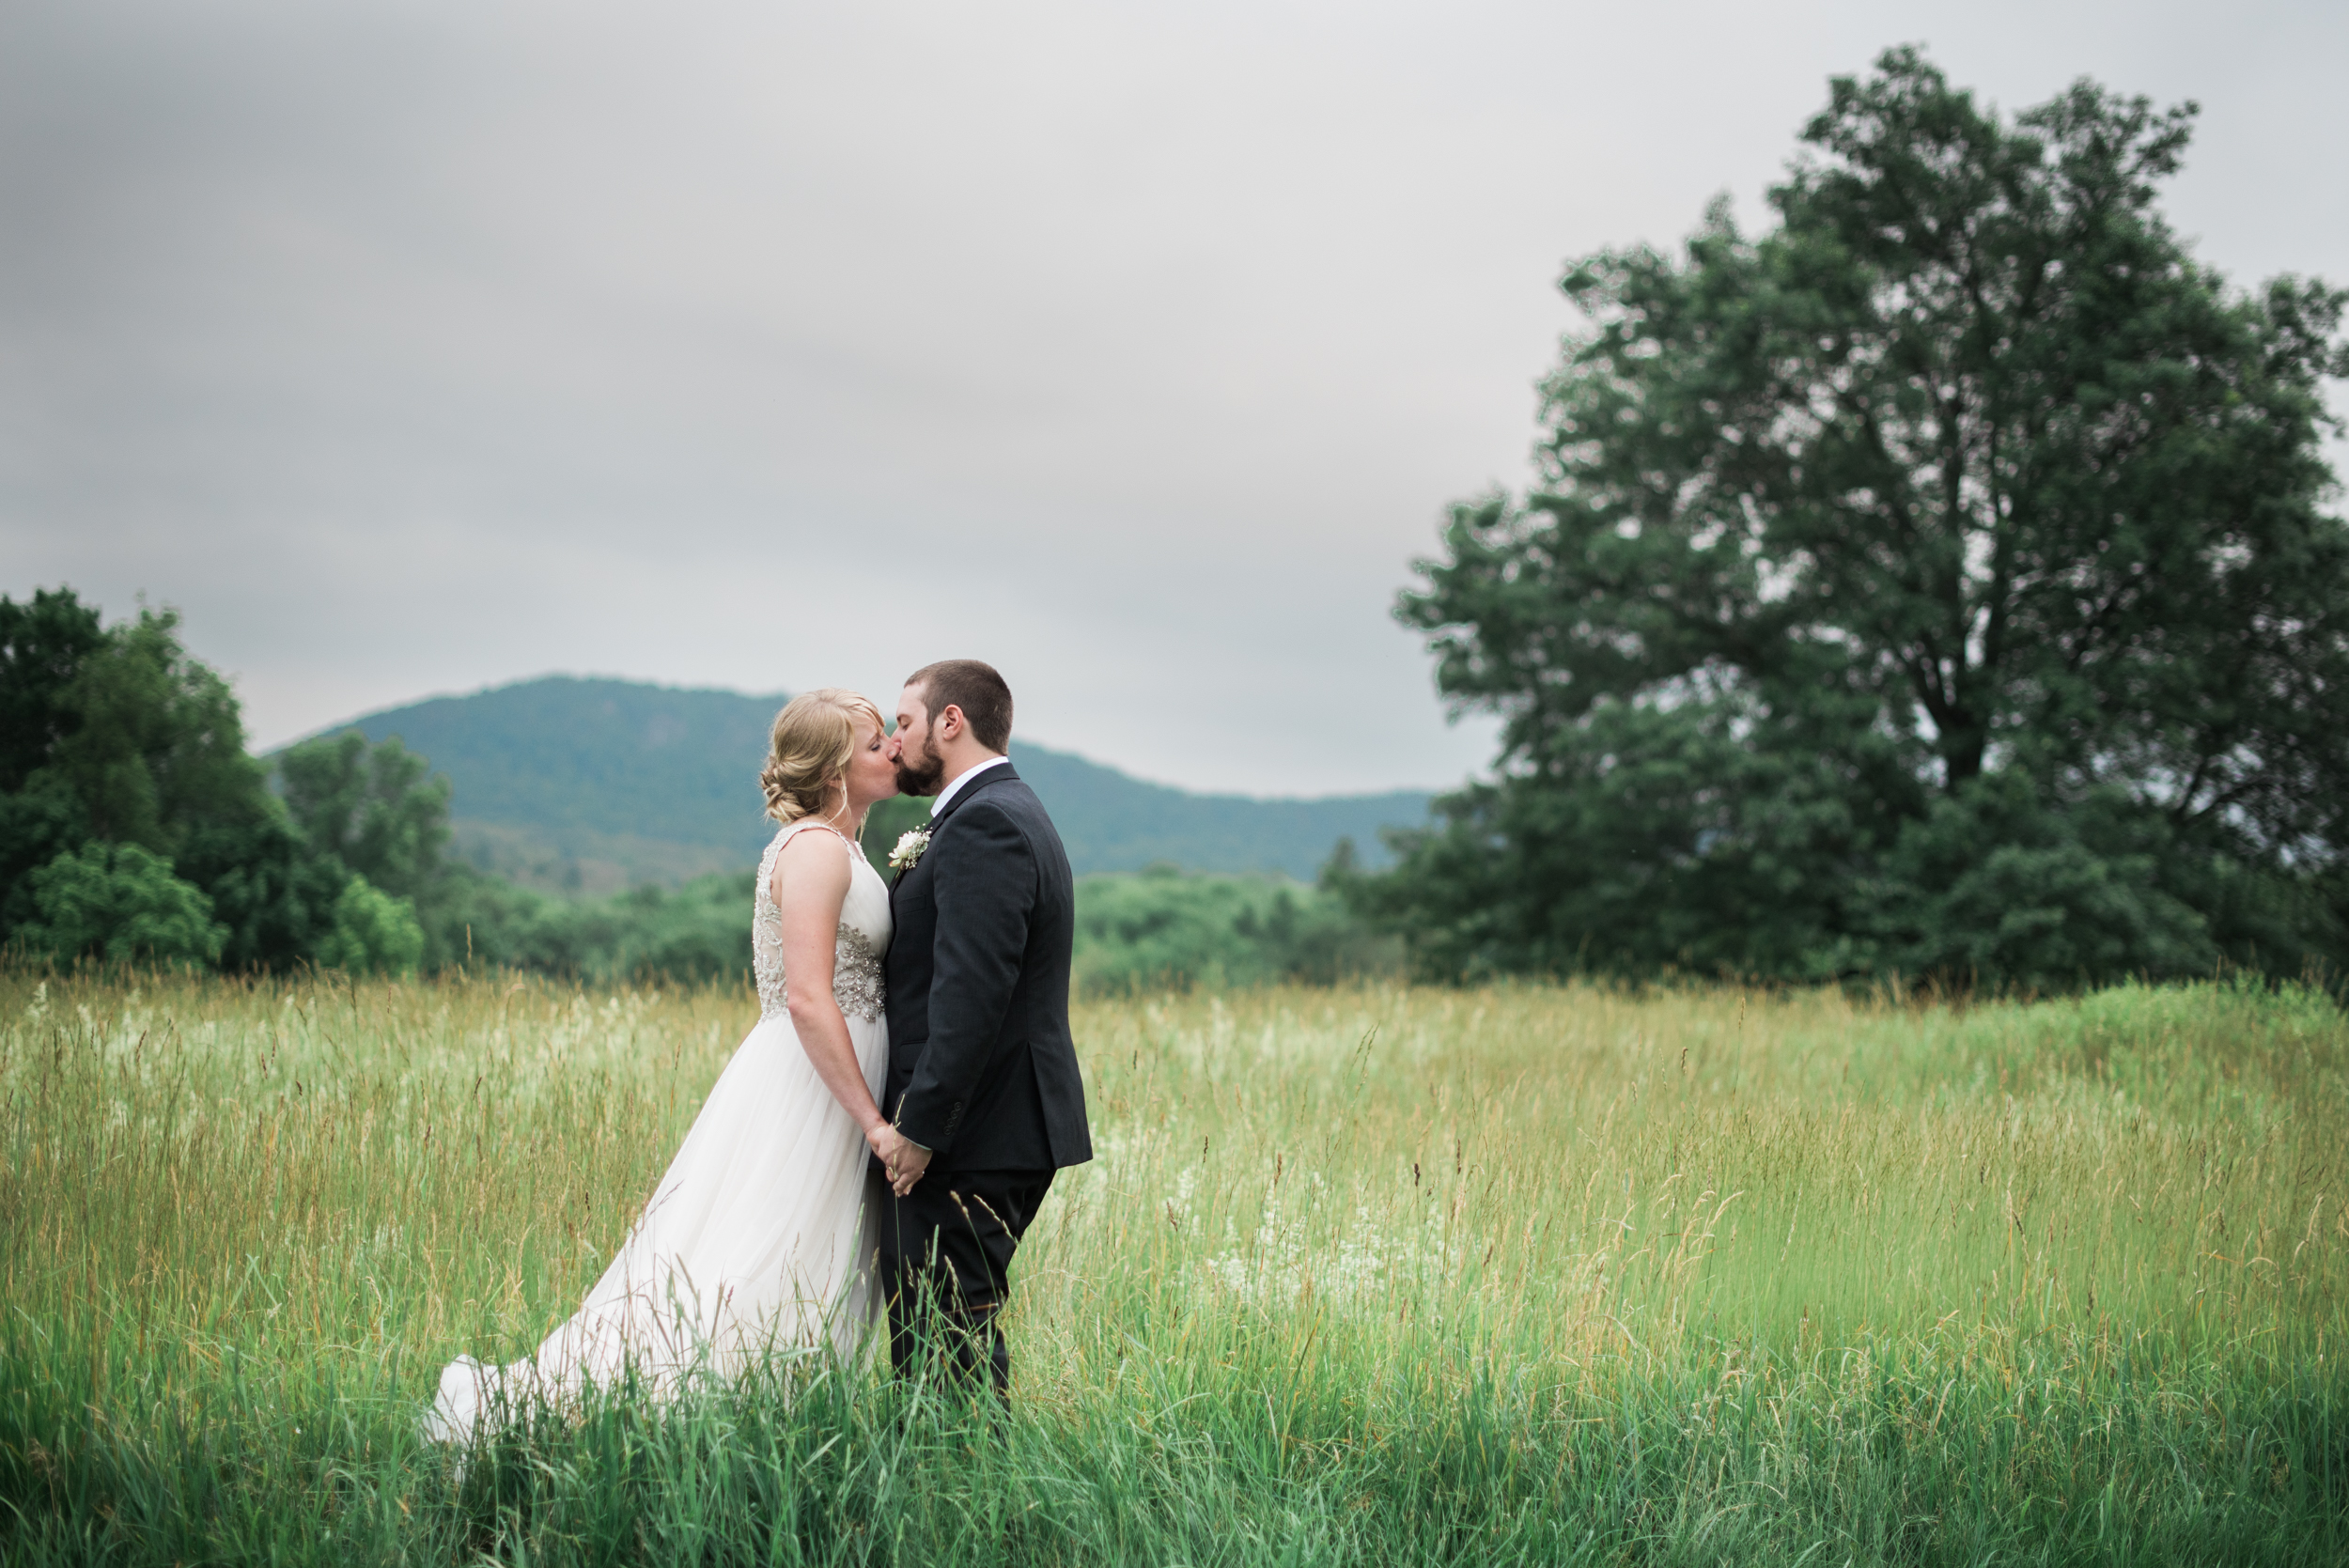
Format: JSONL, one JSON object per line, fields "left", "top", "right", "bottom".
{"left": 321, "top": 676, "right": 1432, "bottom": 892}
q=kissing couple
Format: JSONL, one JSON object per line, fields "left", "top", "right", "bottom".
{"left": 426, "top": 659, "right": 1093, "bottom": 1441}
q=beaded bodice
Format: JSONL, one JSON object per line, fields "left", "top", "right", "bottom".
{"left": 753, "top": 822, "right": 894, "bottom": 1023}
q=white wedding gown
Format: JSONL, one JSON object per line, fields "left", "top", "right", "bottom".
{"left": 424, "top": 821, "right": 893, "bottom": 1442}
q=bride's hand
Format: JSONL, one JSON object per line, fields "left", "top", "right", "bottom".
{"left": 887, "top": 1140, "right": 931, "bottom": 1197}
{"left": 867, "top": 1120, "right": 933, "bottom": 1194}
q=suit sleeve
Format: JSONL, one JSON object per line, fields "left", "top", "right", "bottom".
{"left": 894, "top": 800, "right": 1033, "bottom": 1153}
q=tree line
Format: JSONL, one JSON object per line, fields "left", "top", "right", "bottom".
{"left": 0, "top": 588, "right": 762, "bottom": 977}
{"left": 1336, "top": 50, "right": 2349, "bottom": 989}
{"left": 0, "top": 588, "right": 1388, "bottom": 986}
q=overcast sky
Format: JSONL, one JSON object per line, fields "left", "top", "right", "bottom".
{"left": 4, "top": 2, "right": 2343, "bottom": 795}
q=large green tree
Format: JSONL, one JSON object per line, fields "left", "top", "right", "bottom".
{"left": 0, "top": 588, "right": 105, "bottom": 796}
{"left": 1358, "top": 49, "right": 2349, "bottom": 986}
{"left": 0, "top": 590, "right": 108, "bottom": 918}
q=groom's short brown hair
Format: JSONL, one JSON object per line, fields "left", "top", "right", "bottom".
{"left": 906, "top": 659, "right": 1014, "bottom": 753}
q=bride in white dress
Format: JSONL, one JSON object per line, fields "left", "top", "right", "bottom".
{"left": 425, "top": 689, "right": 920, "bottom": 1442}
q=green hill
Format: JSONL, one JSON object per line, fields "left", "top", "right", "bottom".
{"left": 323, "top": 676, "right": 1431, "bottom": 893}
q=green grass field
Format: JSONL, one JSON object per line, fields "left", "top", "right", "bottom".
{"left": 2, "top": 969, "right": 2343, "bottom": 1564}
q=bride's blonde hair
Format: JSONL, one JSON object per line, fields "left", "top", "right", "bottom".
{"left": 761, "top": 689, "right": 886, "bottom": 826}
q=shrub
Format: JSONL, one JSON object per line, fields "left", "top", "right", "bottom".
{"left": 313, "top": 876, "right": 426, "bottom": 974}
{"left": 13, "top": 841, "right": 226, "bottom": 965}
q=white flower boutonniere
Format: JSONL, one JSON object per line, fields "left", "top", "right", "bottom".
{"left": 887, "top": 825, "right": 932, "bottom": 872}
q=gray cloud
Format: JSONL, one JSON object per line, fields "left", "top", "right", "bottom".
{"left": 5, "top": 0, "right": 2343, "bottom": 793}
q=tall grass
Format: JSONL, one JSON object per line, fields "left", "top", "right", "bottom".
{"left": 3, "top": 968, "right": 2343, "bottom": 1563}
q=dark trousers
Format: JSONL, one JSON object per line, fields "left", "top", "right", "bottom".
{"left": 872, "top": 1166, "right": 1055, "bottom": 1400}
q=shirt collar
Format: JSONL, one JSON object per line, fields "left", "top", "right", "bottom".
{"left": 928, "top": 752, "right": 1011, "bottom": 818}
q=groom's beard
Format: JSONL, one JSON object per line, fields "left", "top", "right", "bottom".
{"left": 894, "top": 734, "right": 945, "bottom": 797}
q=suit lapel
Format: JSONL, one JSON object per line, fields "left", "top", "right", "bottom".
{"left": 926, "top": 761, "right": 1019, "bottom": 831}
{"left": 891, "top": 762, "right": 1017, "bottom": 895}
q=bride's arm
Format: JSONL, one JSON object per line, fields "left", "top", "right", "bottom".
{"left": 774, "top": 832, "right": 889, "bottom": 1141}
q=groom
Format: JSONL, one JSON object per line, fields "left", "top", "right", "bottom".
{"left": 871, "top": 658, "right": 1092, "bottom": 1400}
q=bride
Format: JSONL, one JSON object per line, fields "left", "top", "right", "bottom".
{"left": 425, "top": 689, "right": 917, "bottom": 1442}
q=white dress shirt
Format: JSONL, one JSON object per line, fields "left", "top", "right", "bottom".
{"left": 928, "top": 752, "right": 1011, "bottom": 817}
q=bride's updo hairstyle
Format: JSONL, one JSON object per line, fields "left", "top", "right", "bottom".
{"left": 761, "top": 689, "right": 886, "bottom": 825}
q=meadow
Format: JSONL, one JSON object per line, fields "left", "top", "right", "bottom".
{"left": 2, "top": 968, "right": 2343, "bottom": 1565}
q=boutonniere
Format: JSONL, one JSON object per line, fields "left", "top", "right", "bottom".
{"left": 887, "top": 825, "right": 932, "bottom": 871}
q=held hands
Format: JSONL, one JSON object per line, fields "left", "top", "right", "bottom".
{"left": 865, "top": 1121, "right": 933, "bottom": 1197}
{"left": 889, "top": 1139, "right": 932, "bottom": 1197}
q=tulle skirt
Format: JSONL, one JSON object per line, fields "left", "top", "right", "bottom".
{"left": 424, "top": 1008, "right": 887, "bottom": 1442}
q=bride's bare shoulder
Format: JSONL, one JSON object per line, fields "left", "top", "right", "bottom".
{"left": 777, "top": 823, "right": 857, "bottom": 862}
{"left": 770, "top": 823, "right": 854, "bottom": 906}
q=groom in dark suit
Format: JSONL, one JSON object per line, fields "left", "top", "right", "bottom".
{"left": 873, "top": 659, "right": 1092, "bottom": 1400}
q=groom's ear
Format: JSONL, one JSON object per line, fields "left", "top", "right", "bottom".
{"left": 935, "top": 703, "right": 966, "bottom": 742}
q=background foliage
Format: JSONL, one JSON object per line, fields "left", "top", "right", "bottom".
{"left": 0, "top": 589, "right": 1391, "bottom": 985}
{"left": 1071, "top": 863, "right": 1397, "bottom": 993}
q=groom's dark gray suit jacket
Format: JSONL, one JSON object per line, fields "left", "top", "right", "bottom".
{"left": 884, "top": 763, "right": 1093, "bottom": 1173}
